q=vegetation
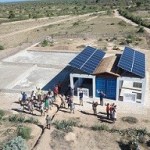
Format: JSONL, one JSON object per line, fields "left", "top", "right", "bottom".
{"left": 119, "top": 9, "right": 150, "bottom": 28}
{"left": 121, "top": 116, "right": 138, "bottom": 124}
{"left": 41, "top": 39, "right": 49, "bottom": 47}
{"left": 3, "top": 136, "right": 28, "bottom": 150}
{"left": 0, "top": 109, "right": 5, "bottom": 120}
{"left": 8, "top": 115, "right": 39, "bottom": 125}
{"left": 17, "top": 126, "right": 31, "bottom": 140}
{"left": 53, "top": 119, "right": 78, "bottom": 132}
{"left": 138, "top": 27, "right": 145, "bottom": 33}
{"left": 0, "top": 45, "right": 4, "bottom": 50}
{"left": 91, "top": 124, "right": 109, "bottom": 131}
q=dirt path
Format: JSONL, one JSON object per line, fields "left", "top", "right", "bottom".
{"left": 114, "top": 9, "right": 150, "bottom": 34}
{"left": 0, "top": 13, "right": 92, "bottom": 39}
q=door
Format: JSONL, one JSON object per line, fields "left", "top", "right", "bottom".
{"left": 96, "top": 78, "right": 116, "bottom": 100}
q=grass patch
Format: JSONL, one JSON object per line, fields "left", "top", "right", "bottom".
{"left": 8, "top": 115, "right": 39, "bottom": 125}
{"left": 91, "top": 124, "right": 109, "bottom": 131}
{"left": 53, "top": 119, "right": 78, "bottom": 133}
{"left": 121, "top": 116, "right": 138, "bottom": 124}
{"left": 0, "top": 109, "right": 5, "bottom": 120}
{"left": 17, "top": 126, "right": 31, "bottom": 140}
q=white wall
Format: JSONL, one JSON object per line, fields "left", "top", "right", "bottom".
{"left": 116, "top": 76, "right": 146, "bottom": 105}
{"left": 70, "top": 73, "right": 96, "bottom": 98}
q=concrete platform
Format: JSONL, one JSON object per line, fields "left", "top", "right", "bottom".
{"left": 0, "top": 50, "right": 77, "bottom": 92}
{"left": 2, "top": 50, "right": 76, "bottom": 67}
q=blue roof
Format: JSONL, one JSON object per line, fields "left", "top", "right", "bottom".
{"left": 69, "top": 46, "right": 105, "bottom": 74}
{"left": 118, "top": 47, "right": 145, "bottom": 78}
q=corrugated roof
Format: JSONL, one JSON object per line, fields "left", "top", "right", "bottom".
{"left": 93, "top": 55, "right": 120, "bottom": 76}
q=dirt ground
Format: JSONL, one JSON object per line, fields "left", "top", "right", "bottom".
{"left": 0, "top": 10, "right": 150, "bottom": 150}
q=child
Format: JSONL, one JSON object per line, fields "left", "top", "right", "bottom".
{"left": 92, "top": 101, "right": 98, "bottom": 115}
{"left": 46, "top": 115, "right": 51, "bottom": 129}
{"left": 70, "top": 101, "right": 75, "bottom": 114}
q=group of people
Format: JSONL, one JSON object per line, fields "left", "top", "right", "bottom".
{"left": 19, "top": 85, "right": 117, "bottom": 130}
{"left": 20, "top": 88, "right": 56, "bottom": 116}
{"left": 106, "top": 103, "right": 117, "bottom": 122}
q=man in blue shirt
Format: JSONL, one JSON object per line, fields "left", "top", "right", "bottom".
{"left": 97, "top": 90, "right": 105, "bottom": 106}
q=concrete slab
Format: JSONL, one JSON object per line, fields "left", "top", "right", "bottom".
{"left": 0, "top": 63, "right": 31, "bottom": 89}
{"left": 12, "top": 67, "right": 62, "bottom": 91}
{"left": 2, "top": 50, "right": 76, "bottom": 67}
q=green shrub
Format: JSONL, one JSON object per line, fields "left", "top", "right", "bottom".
{"left": 138, "top": 27, "right": 145, "bottom": 33}
{"left": 0, "top": 109, "right": 5, "bottom": 120}
{"left": 17, "top": 126, "right": 31, "bottom": 140}
{"left": 0, "top": 45, "right": 4, "bottom": 50}
{"left": 53, "top": 119, "right": 78, "bottom": 132}
{"left": 9, "top": 115, "right": 18, "bottom": 122}
{"left": 25, "top": 117, "right": 39, "bottom": 125}
{"left": 3, "top": 136, "right": 28, "bottom": 150}
{"left": 73, "top": 21, "right": 79, "bottom": 26}
{"left": 91, "top": 124, "right": 109, "bottom": 131}
{"left": 118, "top": 20, "right": 127, "bottom": 26}
{"left": 121, "top": 116, "right": 138, "bottom": 124}
{"left": 41, "top": 40, "right": 48, "bottom": 47}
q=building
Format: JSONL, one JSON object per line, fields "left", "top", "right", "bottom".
{"left": 69, "top": 46, "right": 146, "bottom": 105}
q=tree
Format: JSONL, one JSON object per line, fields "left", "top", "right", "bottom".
{"left": 136, "top": 1, "right": 142, "bottom": 7}
{"left": 8, "top": 11, "right": 15, "bottom": 19}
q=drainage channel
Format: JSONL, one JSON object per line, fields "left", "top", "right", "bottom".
{"left": 31, "top": 103, "right": 60, "bottom": 150}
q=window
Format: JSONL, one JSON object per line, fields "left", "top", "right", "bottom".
{"left": 133, "top": 82, "right": 142, "bottom": 88}
{"left": 136, "top": 93, "right": 142, "bottom": 99}
{"left": 132, "top": 92, "right": 142, "bottom": 100}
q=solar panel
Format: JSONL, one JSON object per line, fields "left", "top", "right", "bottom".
{"left": 69, "top": 46, "right": 105, "bottom": 74}
{"left": 81, "top": 50, "right": 105, "bottom": 74}
{"left": 118, "top": 47, "right": 145, "bottom": 78}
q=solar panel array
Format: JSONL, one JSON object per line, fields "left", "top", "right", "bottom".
{"left": 118, "top": 47, "right": 145, "bottom": 78}
{"left": 69, "top": 46, "right": 105, "bottom": 74}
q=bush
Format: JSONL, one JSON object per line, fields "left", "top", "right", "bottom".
{"left": 9, "top": 115, "right": 18, "bottom": 122}
{"left": 0, "top": 45, "right": 4, "bottom": 50}
{"left": 118, "top": 20, "right": 126, "bottom": 26}
{"left": 41, "top": 40, "right": 48, "bottom": 47}
{"left": 0, "top": 109, "right": 5, "bottom": 120}
{"left": 121, "top": 116, "right": 138, "bottom": 124}
{"left": 3, "top": 136, "right": 28, "bottom": 150}
{"left": 17, "top": 126, "right": 31, "bottom": 140}
{"left": 25, "top": 117, "right": 39, "bottom": 125}
{"left": 138, "top": 27, "right": 145, "bottom": 33}
{"left": 53, "top": 119, "right": 78, "bottom": 132}
{"left": 91, "top": 124, "right": 109, "bottom": 131}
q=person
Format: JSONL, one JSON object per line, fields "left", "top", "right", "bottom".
{"left": 40, "top": 101, "right": 45, "bottom": 116}
{"left": 31, "top": 90, "right": 36, "bottom": 100}
{"left": 28, "top": 100, "right": 34, "bottom": 114}
{"left": 67, "top": 96, "right": 72, "bottom": 108}
{"left": 66, "top": 85, "right": 74, "bottom": 97}
{"left": 59, "top": 94, "right": 66, "bottom": 108}
{"left": 92, "top": 101, "right": 98, "bottom": 115}
{"left": 21, "top": 91, "right": 27, "bottom": 104}
{"left": 36, "top": 87, "right": 43, "bottom": 101}
{"left": 105, "top": 103, "right": 110, "bottom": 119}
{"left": 79, "top": 88, "right": 83, "bottom": 106}
{"left": 109, "top": 103, "right": 114, "bottom": 120}
{"left": 112, "top": 105, "right": 117, "bottom": 123}
{"left": 44, "top": 96, "right": 49, "bottom": 113}
{"left": 58, "top": 82, "right": 62, "bottom": 94}
{"left": 46, "top": 115, "right": 51, "bottom": 129}
{"left": 97, "top": 90, "right": 105, "bottom": 106}
{"left": 53, "top": 85, "right": 59, "bottom": 101}
{"left": 70, "top": 101, "right": 75, "bottom": 113}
